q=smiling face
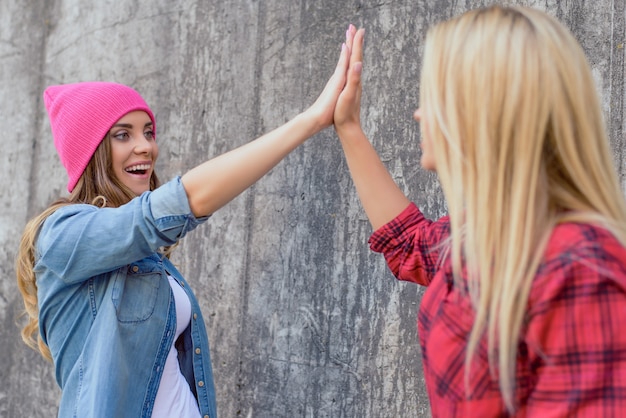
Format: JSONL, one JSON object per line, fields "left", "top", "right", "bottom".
{"left": 109, "top": 110, "right": 158, "bottom": 196}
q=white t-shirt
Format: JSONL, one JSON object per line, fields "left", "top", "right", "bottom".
{"left": 151, "top": 276, "right": 201, "bottom": 418}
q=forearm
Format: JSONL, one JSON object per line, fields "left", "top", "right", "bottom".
{"left": 182, "top": 112, "right": 322, "bottom": 217}
{"left": 337, "top": 125, "right": 410, "bottom": 230}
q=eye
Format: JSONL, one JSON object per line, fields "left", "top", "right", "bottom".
{"left": 112, "top": 130, "right": 130, "bottom": 141}
{"left": 144, "top": 129, "right": 155, "bottom": 140}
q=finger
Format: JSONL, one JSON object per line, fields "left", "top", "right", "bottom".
{"left": 346, "top": 24, "right": 356, "bottom": 50}
{"left": 334, "top": 25, "right": 356, "bottom": 77}
{"left": 334, "top": 42, "right": 350, "bottom": 76}
{"left": 349, "top": 61, "right": 363, "bottom": 90}
{"left": 345, "top": 28, "right": 364, "bottom": 95}
{"left": 350, "top": 28, "right": 365, "bottom": 68}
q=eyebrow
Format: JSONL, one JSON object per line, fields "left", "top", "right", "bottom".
{"left": 111, "top": 121, "right": 153, "bottom": 129}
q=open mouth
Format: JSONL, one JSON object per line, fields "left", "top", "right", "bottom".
{"left": 125, "top": 163, "right": 151, "bottom": 176}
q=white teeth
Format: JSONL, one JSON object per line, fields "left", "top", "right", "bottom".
{"left": 125, "top": 164, "right": 151, "bottom": 172}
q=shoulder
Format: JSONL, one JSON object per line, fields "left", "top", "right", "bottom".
{"left": 529, "top": 222, "right": 626, "bottom": 313}
{"left": 42, "top": 203, "right": 98, "bottom": 230}
{"left": 36, "top": 203, "right": 98, "bottom": 247}
{"left": 49, "top": 203, "right": 98, "bottom": 218}
{"left": 541, "top": 222, "right": 626, "bottom": 274}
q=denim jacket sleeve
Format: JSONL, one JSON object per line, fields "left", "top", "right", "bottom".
{"left": 35, "top": 177, "right": 208, "bottom": 284}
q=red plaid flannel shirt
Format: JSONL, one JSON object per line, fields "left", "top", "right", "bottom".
{"left": 369, "top": 203, "right": 626, "bottom": 417}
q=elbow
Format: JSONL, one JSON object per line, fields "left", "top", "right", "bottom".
{"left": 181, "top": 176, "right": 211, "bottom": 217}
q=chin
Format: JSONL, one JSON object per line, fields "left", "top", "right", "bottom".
{"left": 134, "top": 188, "right": 150, "bottom": 196}
{"left": 128, "top": 184, "right": 151, "bottom": 196}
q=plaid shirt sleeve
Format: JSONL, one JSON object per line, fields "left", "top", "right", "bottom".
{"left": 368, "top": 203, "right": 450, "bottom": 286}
{"left": 522, "top": 224, "right": 626, "bottom": 416}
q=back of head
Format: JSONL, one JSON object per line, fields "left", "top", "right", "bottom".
{"left": 419, "top": 5, "right": 626, "bottom": 411}
{"left": 421, "top": 5, "right": 623, "bottom": 221}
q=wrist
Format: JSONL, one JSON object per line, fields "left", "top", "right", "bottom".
{"left": 290, "top": 111, "right": 324, "bottom": 140}
{"left": 335, "top": 122, "right": 365, "bottom": 141}
{"left": 298, "top": 108, "right": 327, "bottom": 135}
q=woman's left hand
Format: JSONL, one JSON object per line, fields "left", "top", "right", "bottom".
{"left": 181, "top": 25, "right": 362, "bottom": 218}
{"left": 304, "top": 25, "right": 359, "bottom": 131}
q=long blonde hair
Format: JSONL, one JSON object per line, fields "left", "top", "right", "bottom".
{"left": 420, "top": 5, "right": 626, "bottom": 411}
{"left": 16, "top": 135, "right": 161, "bottom": 361}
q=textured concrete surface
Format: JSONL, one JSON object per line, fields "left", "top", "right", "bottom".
{"left": 1, "top": 0, "right": 624, "bottom": 417}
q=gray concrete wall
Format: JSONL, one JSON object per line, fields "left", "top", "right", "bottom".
{"left": 1, "top": 0, "right": 624, "bottom": 417}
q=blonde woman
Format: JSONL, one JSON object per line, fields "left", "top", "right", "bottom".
{"left": 336, "top": 7, "right": 626, "bottom": 417}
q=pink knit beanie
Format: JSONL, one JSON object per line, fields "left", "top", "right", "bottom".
{"left": 43, "top": 81, "right": 156, "bottom": 192}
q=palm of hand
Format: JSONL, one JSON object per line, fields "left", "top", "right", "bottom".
{"left": 334, "top": 67, "right": 361, "bottom": 129}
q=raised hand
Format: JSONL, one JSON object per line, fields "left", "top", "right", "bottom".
{"left": 181, "top": 26, "right": 362, "bottom": 218}
{"left": 331, "top": 26, "right": 410, "bottom": 230}
{"left": 334, "top": 25, "right": 365, "bottom": 134}
{"left": 304, "top": 27, "right": 353, "bottom": 130}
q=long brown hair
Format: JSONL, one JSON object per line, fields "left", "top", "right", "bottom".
{"left": 16, "top": 135, "right": 161, "bottom": 360}
{"left": 421, "top": 5, "right": 626, "bottom": 411}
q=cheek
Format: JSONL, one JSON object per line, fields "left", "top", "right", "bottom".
{"left": 110, "top": 144, "right": 127, "bottom": 170}
{"left": 419, "top": 135, "right": 437, "bottom": 171}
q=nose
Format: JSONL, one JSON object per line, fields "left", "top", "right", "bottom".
{"left": 413, "top": 107, "right": 422, "bottom": 122}
{"left": 133, "top": 134, "right": 152, "bottom": 155}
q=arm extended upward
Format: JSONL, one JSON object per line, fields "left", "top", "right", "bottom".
{"left": 182, "top": 113, "right": 321, "bottom": 217}
{"left": 181, "top": 32, "right": 354, "bottom": 218}
{"left": 333, "top": 27, "right": 410, "bottom": 230}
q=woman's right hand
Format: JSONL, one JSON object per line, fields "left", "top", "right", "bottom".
{"left": 331, "top": 26, "right": 410, "bottom": 230}
{"left": 334, "top": 25, "right": 365, "bottom": 135}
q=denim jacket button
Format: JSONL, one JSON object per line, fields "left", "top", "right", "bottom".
{"left": 132, "top": 265, "right": 139, "bottom": 272}
{"left": 195, "top": 348, "right": 201, "bottom": 354}
{"left": 198, "top": 380, "right": 204, "bottom": 387}
{"left": 193, "top": 313, "right": 198, "bottom": 320}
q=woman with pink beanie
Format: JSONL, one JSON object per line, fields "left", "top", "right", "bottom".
{"left": 15, "top": 27, "right": 364, "bottom": 418}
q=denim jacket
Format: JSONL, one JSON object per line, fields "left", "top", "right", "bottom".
{"left": 34, "top": 177, "right": 218, "bottom": 418}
